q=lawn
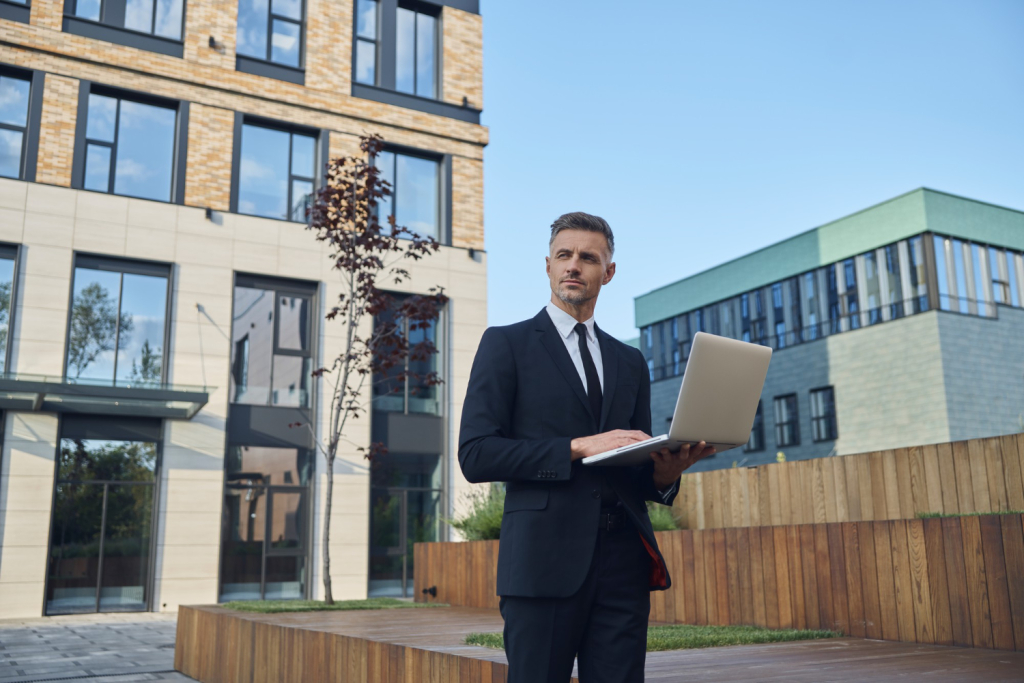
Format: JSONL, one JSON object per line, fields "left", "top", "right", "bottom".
{"left": 466, "top": 624, "right": 841, "bottom": 652}
{"left": 222, "top": 598, "right": 448, "bottom": 613}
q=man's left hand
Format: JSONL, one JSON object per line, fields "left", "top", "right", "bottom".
{"left": 651, "top": 441, "right": 716, "bottom": 491}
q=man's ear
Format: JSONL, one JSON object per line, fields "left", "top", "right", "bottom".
{"left": 603, "top": 261, "right": 616, "bottom": 285}
{"left": 545, "top": 255, "right": 551, "bottom": 276}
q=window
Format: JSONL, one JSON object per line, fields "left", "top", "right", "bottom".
{"left": 80, "top": 90, "right": 179, "bottom": 202}
{"left": 230, "top": 277, "right": 315, "bottom": 408}
{"left": 220, "top": 446, "right": 311, "bottom": 601}
{"left": 237, "top": 0, "right": 304, "bottom": 68}
{"left": 354, "top": 0, "right": 378, "bottom": 85}
{"left": 237, "top": 121, "right": 317, "bottom": 221}
{"left": 1007, "top": 250, "right": 1021, "bottom": 308}
{"left": 744, "top": 401, "right": 764, "bottom": 452}
{"left": 952, "top": 239, "right": 968, "bottom": 313}
{"left": 64, "top": 0, "right": 185, "bottom": 56}
{"left": 801, "top": 272, "right": 818, "bottom": 340}
{"left": 826, "top": 264, "right": 841, "bottom": 334}
{"left": 842, "top": 258, "right": 860, "bottom": 329}
{"left": 884, "top": 244, "right": 903, "bottom": 319}
{"left": 810, "top": 387, "right": 837, "bottom": 442}
{"left": 862, "top": 252, "right": 881, "bottom": 325}
{"left": 773, "top": 394, "right": 799, "bottom": 447}
{"left": 788, "top": 278, "right": 802, "bottom": 344}
{"left": 0, "top": 245, "right": 16, "bottom": 373}
{"left": 971, "top": 243, "right": 989, "bottom": 317}
{"left": 0, "top": 72, "right": 32, "bottom": 180}
{"left": 65, "top": 256, "right": 169, "bottom": 387}
{"left": 934, "top": 236, "right": 952, "bottom": 311}
{"left": 371, "top": 294, "right": 442, "bottom": 416}
{"left": 771, "top": 283, "right": 785, "bottom": 348}
{"left": 396, "top": 3, "right": 437, "bottom": 98}
{"left": 908, "top": 236, "right": 928, "bottom": 313}
{"left": 374, "top": 149, "right": 440, "bottom": 240}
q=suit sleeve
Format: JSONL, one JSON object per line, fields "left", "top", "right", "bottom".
{"left": 458, "top": 327, "right": 573, "bottom": 484}
{"left": 628, "top": 348, "right": 681, "bottom": 505}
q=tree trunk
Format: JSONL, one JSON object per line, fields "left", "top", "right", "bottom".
{"left": 322, "top": 453, "right": 335, "bottom": 604}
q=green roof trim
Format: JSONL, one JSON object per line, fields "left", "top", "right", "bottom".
{"left": 621, "top": 336, "right": 640, "bottom": 350}
{"left": 634, "top": 189, "right": 1024, "bottom": 328}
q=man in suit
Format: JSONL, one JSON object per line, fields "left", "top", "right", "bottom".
{"left": 458, "top": 212, "right": 715, "bottom": 683}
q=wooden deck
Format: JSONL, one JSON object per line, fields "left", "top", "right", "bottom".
{"left": 175, "top": 605, "right": 1024, "bottom": 682}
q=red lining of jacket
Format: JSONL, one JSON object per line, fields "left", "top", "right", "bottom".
{"left": 639, "top": 534, "right": 669, "bottom": 589}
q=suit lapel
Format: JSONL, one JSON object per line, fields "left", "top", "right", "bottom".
{"left": 534, "top": 309, "right": 594, "bottom": 425}
{"left": 596, "top": 324, "right": 618, "bottom": 431}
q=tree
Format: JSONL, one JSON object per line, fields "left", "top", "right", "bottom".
{"left": 129, "top": 339, "right": 162, "bottom": 384}
{"left": 67, "top": 282, "right": 133, "bottom": 379}
{"left": 305, "top": 134, "right": 447, "bottom": 604}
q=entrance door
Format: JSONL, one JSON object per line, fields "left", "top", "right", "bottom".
{"left": 46, "top": 439, "right": 158, "bottom": 615}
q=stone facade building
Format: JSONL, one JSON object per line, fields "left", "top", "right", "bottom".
{"left": 635, "top": 189, "right": 1024, "bottom": 473}
{"left": 0, "top": 0, "right": 486, "bottom": 617}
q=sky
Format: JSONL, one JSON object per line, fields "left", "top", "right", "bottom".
{"left": 478, "top": 0, "right": 1024, "bottom": 340}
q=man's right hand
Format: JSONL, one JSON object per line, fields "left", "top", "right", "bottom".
{"left": 570, "top": 430, "right": 651, "bottom": 461}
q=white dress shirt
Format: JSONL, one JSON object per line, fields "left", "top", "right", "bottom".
{"left": 545, "top": 301, "right": 603, "bottom": 394}
{"left": 545, "top": 302, "right": 677, "bottom": 502}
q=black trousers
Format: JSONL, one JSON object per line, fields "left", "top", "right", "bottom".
{"left": 499, "top": 520, "right": 652, "bottom": 683}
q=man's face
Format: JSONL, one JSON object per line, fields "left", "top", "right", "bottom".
{"left": 546, "top": 229, "right": 615, "bottom": 307}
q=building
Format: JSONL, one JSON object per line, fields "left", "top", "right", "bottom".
{"left": 0, "top": 0, "right": 486, "bottom": 618}
{"left": 634, "top": 189, "right": 1024, "bottom": 473}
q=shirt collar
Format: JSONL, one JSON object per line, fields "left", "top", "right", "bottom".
{"left": 546, "top": 301, "right": 597, "bottom": 343}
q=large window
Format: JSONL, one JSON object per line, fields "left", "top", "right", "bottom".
{"left": 220, "top": 446, "right": 310, "bottom": 601}
{"left": 773, "top": 394, "right": 799, "bottom": 448}
{"left": 396, "top": 3, "right": 437, "bottom": 98}
{"left": 0, "top": 244, "right": 17, "bottom": 373}
{"left": 0, "top": 71, "right": 32, "bottom": 180}
{"left": 907, "top": 236, "right": 928, "bottom": 313}
{"left": 236, "top": 121, "right": 317, "bottom": 222}
{"left": 46, "top": 419, "right": 160, "bottom": 615}
{"left": 80, "top": 90, "right": 179, "bottom": 203}
{"left": 69, "top": 0, "right": 183, "bottom": 38}
{"left": 371, "top": 294, "right": 442, "bottom": 416}
{"left": 810, "top": 387, "right": 837, "bottom": 442}
{"left": 354, "top": 0, "right": 379, "bottom": 85}
{"left": 374, "top": 149, "right": 440, "bottom": 240}
{"left": 883, "top": 244, "right": 903, "bottom": 320}
{"left": 744, "top": 401, "right": 764, "bottom": 453}
{"left": 236, "top": 0, "right": 304, "bottom": 68}
{"left": 65, "top": 256, "right": 169, "bottom": 387}
{"left": 230, "top": 276, "right": 315, "bottom": 409}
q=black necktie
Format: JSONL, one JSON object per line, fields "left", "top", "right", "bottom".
{"left": 575, "top": 323, "right": 603, "bottom": 425}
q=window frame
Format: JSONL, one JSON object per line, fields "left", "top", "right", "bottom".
{"left": 0, "top": 66, "right": 44, "bottom": 182}
{"left": 809, "top": 386, "right": 838, "bottom": 443}
{"left": 354, "top": 0, "right": 381, "bottom": 87}
{"left": 394, "top": 0, "right": 440, "bottom": 99}
{"left": 0, "top": 243, "right": 22, "bottom": 375}
{"left": 229, "top": 114, "right": 328, "bottom": 223}
{"left": 62, "top": 253, "right": 174, "bottom": 387}
{"left": 773, "top": 393, "right": 800, "bottom": 448}
{"left": 62, "top": 0, "right": 186, "bottom": 57}
{"left": 234, "top": 0, "right": 307, "bottom": 84}
{"left": 371, "top": 141, "right": 452, "bottom": 245}
{"left": 70, "top": 82, "right": 188, "bottom": 205}
{"left": 0, "top": 0, "right": 31, "bottom": 26}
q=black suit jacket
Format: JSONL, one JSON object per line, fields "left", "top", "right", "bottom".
{"left": 458, "top": 308, "right": 677, "bottom": 598}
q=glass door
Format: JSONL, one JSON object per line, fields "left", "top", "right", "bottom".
{"left": 46, "top": 439, "right": 157, "bottom": 615}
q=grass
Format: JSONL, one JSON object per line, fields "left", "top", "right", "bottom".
{"left": 917, "top": 509, "right": 1024, "bottom": 519}
{"left": 466, "top": 624, "right": 841, "bottom": 652}
{"left": 222, "top": 598, "right": 448, "bottom": 614}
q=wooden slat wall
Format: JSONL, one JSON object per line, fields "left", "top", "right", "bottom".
{"left": 414, "top": 514, "right": 1024, "bottom": 651}
{"left": 174, "top": 605, "right": 511, "bottom": 683}
{"left": 673, "top": 434, "right": 1024, "bottom": 530}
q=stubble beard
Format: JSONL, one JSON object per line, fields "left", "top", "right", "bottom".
{"left": 557, "top": 285, "right": 593, "bottom": 307}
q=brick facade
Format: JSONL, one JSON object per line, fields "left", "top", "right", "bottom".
{"left": 35, "top": 73, "right": 77, "bottom": 187}
{"left": 184, "top": 103, "right": 235, "bottom": 211}
{"left": 442, "top": 7, "right": 483, "bottom": 110}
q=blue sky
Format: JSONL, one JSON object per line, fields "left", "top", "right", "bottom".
{"left": 479, "top": 0, "right": 1024, "bottom": 340}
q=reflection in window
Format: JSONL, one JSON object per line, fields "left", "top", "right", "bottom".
{"left": 72, "top": 0, "right": 183, "bottom": 39}
{"left": 0, "top": 249, "right": 14, "bottom": 373}
{"left": 220, "top": 446, "right": 310, "bottom": 602}
{"left": 810, "top": 387, "right": 837, "bottom": 442}
{"left": 826, "top": 265, "right": 841, "bottom": 334}
{"left": 934, "top": 236, "right": 951, "bottom": 311}
{"left": 238, "top": 122, "right": 316, "bottom": 221}
{"left": 971, "top": 243, "right": 988, "bottom": 317}
{"left": 884, "top": 244, "right": 903, "bottom": 319}
{"left": 396, "top": 4, "right": 437, "bottom": 98}
{"left": 802, "top": 272, "right": 818, "bottom": 340}
{"left": 374, "top": 149, "right": 439, "bottom": 240}
{"left": 67, "top": 260, "right": 168, "bottom": 386}
{"left": 744, "top": 401, "right": 764, "bottom": 452}
{"left": 83, "top": 93, "right": 177, "bottom": 202}
{"left": 1007, "top": 251, "right": 1021, "bottom": 308}
{"left": 354, "top": 0, "right": 378, "bottom": 85}
{"left": 771, "top": 283, "right": 785, "bottom": 348}
{"left": 774, "top": 394, "right": 799, "bottom": 447}
{"left": 952, "top": 239, "right": 968, "bottom": 313}
{"left": 843, "top": 258, "right": 860, "bottom": 330}
{"left": 47, "top": 438, "right": 157, "bottom": 614}
{"left": 230, "top": 284, "right": 314, "bottom": 408}
{"left": 908, "top": 236, "right": 928, "bottom": 313}
{"left": 862, "top": 252, "right": 881, "bottom": 325}
{"left": 372, "top": 294, "right": 442, "bottom": 415}
{"left": 0, "top": 73, "right": 31, "bottom": 180}
{"left": 237, "top": 0, "right": 304, "bottom": 67}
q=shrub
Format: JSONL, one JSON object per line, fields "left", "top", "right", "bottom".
{"left": 447, "top": 484, "right": 505, "bottom": 540}
{"left": 647, "top": 501, "right": 680, "bottom": 531}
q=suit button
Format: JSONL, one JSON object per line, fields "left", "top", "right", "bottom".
{"left": 592, "top": 490, "right": 600, "bottom": 499}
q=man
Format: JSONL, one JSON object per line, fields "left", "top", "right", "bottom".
{"left": 458, "top": 212, "right": 715, "bottom": 683}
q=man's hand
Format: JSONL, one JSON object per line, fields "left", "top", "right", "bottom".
{"left": 570, "top": 430, "right": 651, "bottom": 461}
{"left": 651, "top": 441, "right": 716, "bottom": 491}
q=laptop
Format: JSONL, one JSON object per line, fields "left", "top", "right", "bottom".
{"left": 582, "top": 331, "right": 772, "bottom": 467}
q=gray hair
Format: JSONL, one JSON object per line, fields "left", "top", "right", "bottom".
{"left": 549, "top": 212, "right": 615, "bottom": 257}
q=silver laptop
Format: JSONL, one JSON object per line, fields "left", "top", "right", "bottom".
{"left": 582, "top": 331, "right": 772, "bottom": 466}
